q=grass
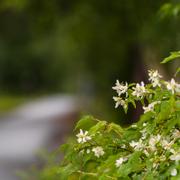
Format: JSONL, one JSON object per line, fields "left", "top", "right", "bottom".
{"left": 0, "top": 95, "right": 29, "bottom": 113}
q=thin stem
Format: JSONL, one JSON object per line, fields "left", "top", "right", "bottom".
{"left": 77, "top": 170, "right": 97, "bottom": 177}
{"left": 105, "top": 175, "right": 117, "bottom": 180}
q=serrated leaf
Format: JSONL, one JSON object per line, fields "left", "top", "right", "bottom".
{"left": 161, "top": 51, "right": 180, "bottom": 64}
{"left": 75, "top": 115, "right": 97, "bottom": 131}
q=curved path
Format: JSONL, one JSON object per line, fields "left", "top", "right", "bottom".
{"left": 0, "top": 95, "right": 79, "bottom": 180}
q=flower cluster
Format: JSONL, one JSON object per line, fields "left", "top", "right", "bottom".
{"left": 112, "top": 69, "right": 180, "bottom": 113}
{"left": 148, "top": 69, "right": 162, "bottom": 87}
{"left": 142, "top": 101, "right": 160, "bottom": 113}
{"left": 60, "top": 69, "right": 179, "bottom": 179}
{"left": 111, "top": 70, "right": 179, "bottom": 177}
{"left": 112, "top": 80, "right": 128, "bottom": 97}
{"left": 114, "top": 127, "right": 180, "bottom": 176}
{"left": 132, "top": 81, "right": 147, "bottom": 98}
{"left": 166, "top": 78, "right": 180, "bottom": 94}
{"left": 76, "top": 129, "right": 105, "bottom": 158}
{"left": 134, "top": 128, "right": 178, "bottom": 163}
{"left": 113, "top": 96, "right": 127, "bottom": 109}
{"left": 112, "top": 81, "right": 128, "bottom": 109}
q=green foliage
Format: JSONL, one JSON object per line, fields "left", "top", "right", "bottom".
{"left": 0, "top": 0, "right": 173, "bottom": 96}
{"left": 27, "top": 68, "right": 180, "bottom": 179}
{"left": 161, "top": 51, "right": 180, "bottom": 77}
{"left": 1, "top": 0, "right": 180, "bottom": 125}
{"left": 75, "top": 115, "right": 97, "bottom": 131}
{"left": 159, "top": 3, "right": 180, "bottom": 18}
{"left": 175, "top": 68, "right": 180, "bottom": 76}
{"left": 0, "top": 95, "right": 29, "bottom": 113}
{"left": 161, "top": 51, "right": 180, "bottom": 64}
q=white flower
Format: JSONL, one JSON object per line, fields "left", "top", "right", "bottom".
{"left": 129, "top": 139, "right": 144, "bottom": 151}
{"left": 141, "top": 131, "right": 147, "bottom": 140}
{"left": 113, "top": 97, "right": 127, "bottom": 109}
{"left": 86, "top": 149, "right": 90, "bottom": 154}
{"left": 79, "top": 149, "right": 85, "bottom": 155}
{"left": 144, "top": 150, "right": 149, "bottom": 156}
{"left": 115, "top": 158, "right": 124, "bottom": 167}
{"left": 92, "top": 146, "right": 105, "bottom": 158}
{"left": 153, "top": 162, "right": 159, "bottom": 169}
{"left": 132, "top": 82, "right": 147, "bottom": 98}
{"left": 143, "top": 101, "right": 161, "bottom": 113}
{"left": 115, "top": 157, "right": 128, "bottom": 167}
{"left": 160, "top": 138, "right": 173, "bottom": 150}
{"left": 171, "top": 169, "right": 177, "bottom": 176}
{"left": 129, "top": 140, "right": 139, "bottom": 148}
{"left": 149, "top": 134, "right": 161, "bottom": 151}
{"left": 169, "top": 151, "right": 180, "bottom": 161}
{"left": 121, "top": 144, "right": 126, "bottom": 148}
{"left": 148, "top": 70, "right": 162, "bottom": 87}
{"left": 159, "top": 155, "right": 166, "bottom": 161}
{"left": 76, "top": 129, "right": 91, "bottom": 144}
{"left": 143, "top": 105, "right": 154, "bottom": 114}
{"left": 135, "top": 139, "right": 145, "bottom": 150}
{"left": 112, "top": 80, "right": 128, "bottom": 96}
{"left": 131, "top": 124, "right": 137, "bottom": 128}
{"left": 140, "top": 128, "right": 146, "bottom": 134}
{"left": 172, "top": 129, "right": 180, "bottom": 139}
{"left": 170, "top": 148, "right": 176, "bottom": 154}
{"left": 166, "top": 78, "right": 180, "bottom": 94}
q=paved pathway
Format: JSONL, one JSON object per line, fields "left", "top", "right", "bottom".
{"left": 0, "top": 95, "right": 79, "bottom": 180}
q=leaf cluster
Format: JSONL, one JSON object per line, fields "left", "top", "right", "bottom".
{"left": 56, "top": 69, "right": 180, "bottom": 179}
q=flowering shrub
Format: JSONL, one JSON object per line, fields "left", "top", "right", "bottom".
{"left": 28, "top": 55, "right": 179, "bottom": 180}
{"left": 55, "top": 56, "right": 180, "bottom": 179}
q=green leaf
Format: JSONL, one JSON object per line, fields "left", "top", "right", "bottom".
{"left": 159, "top": 3, "right": 180, "bottom": 18}
{"left": 159, "top": 3, "right": 173, "bottom": 18}
{"left": 122, "top": 129, "right": 141, "bottom": 142}
{"left": 89, "top": 121, "right": 107, "bottom": 134}
{"left": 156, "top": 98, "right": 175, "bottom": 123}
{"left": 175, "top": 67, "right": 180, "bottom": 76}
{"left": 107, "top": 123, "right": 124, "bottom": 136}
{"left": 117, "top": 151, "right": 143, "bottom": 177}
{"left": 75, "top": 115, "right": 97, "bottom": 131}
{"left": 171, "top": 173, "right": 180, "bottom": 180}
{"left": 98, "top": 154, "right": 121, "bottom": 175}
{"left": 164, "top": 116, "right": 180, "bottom": 134}
{"left": 161, "top": 51, "right": 180, "bottom": 64}
{"left": 58, "top": 164, "right": 78, "bottom": 180}
{"left": 139, "top": 112, "right": 153, "bottom": 123}
{"left": 175, "top": 100, "right": 180, "bottom": 110}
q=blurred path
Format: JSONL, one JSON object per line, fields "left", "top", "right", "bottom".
{"left": 0, "top": 95, "right": 79, "bottom": 180}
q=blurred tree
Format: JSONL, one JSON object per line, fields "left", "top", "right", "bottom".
{"left": 0, "top": 0, "right": 179, "bottom": 122}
